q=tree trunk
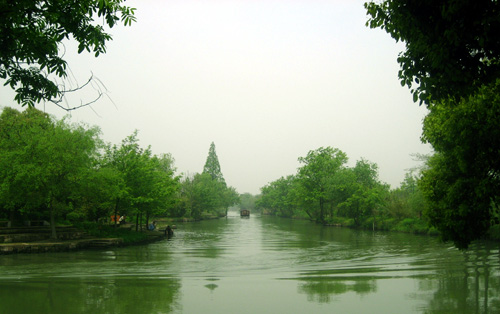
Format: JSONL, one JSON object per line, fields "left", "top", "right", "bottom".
{"left": 319, "top": 197, "right": 325, "bottom": 224}
{"left": 9, "top": 209, "right": 22, "bottom": 227}
{"left": 304, "top": 208, "right": 314, "bottom": 220}
{"left": 140, "top": 212, "right": 143, "bottom": 231}
{"left": 49, "top": 198, "right": 57, "bottom": 239}
{"left": 135, "top": 214, "right": 139, "bottom": 232}
{"left": 114, "top": 198, "right": 119, "bottom": 228}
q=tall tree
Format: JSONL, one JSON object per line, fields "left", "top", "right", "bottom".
{"left": 258, "top": 175, "right": 298, "bottom": 218}
{"left": 0, "top": 0, "right": 136, "bottom": 108}
{"left": 181, "top": 172, "right": 220, "bottom": 219}
{"left": 0, "top": 107, "right": 51, "bottom": 224}
{"left": 142, "top": 154, "right": 180, "bottom": 226}
{"left": 221, "top": 186, "right": 239, "bottom": 217}
{"left": 297, "top": 147, "right": 348, "bottom": 223}
{"left": 365, "top": 0, "right": 500, "bottom": 248}
{"left": 386, "top": 172, "right": 427, "bottom": 222}
{"left": 104, "top": 132, "right": 180, "bottom": 230}
{"left": 338, "top": 160, "right": 385, "bottom": 227}
{"left": 419, "top": 81, "right": 500, "bottom": 248}
{"left": 77, "top": 165, "right": 125, "bottom": 223}
{"left": 399, "top": 172, "right": 427, "bottom": 219}
{"left": 0, "top": 107, "right": 99, "bottom": 237}
{"left": 203, "top": 142, "right": 226, "bottom": 184}
{"left": 170, "top": 143, "right": 239, "bottom": 219}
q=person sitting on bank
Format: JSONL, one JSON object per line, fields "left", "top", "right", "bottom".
{"left": 148, "top": 221, "right": 156, "bottom": 231}
{"left": 165, "top": 225, "right": 174, "bottom": 237}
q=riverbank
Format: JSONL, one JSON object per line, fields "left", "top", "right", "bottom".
{"left": 0, "top": 225, "right": 167, "bottom": 255}
{"left": 261, "top": 212, "right": 500, "bottom": 244}
{"left": 0, "top": 215, "right": 224, "bottom": 255}
{"left": 259, "top": 210, "right": 439, "bottom": 236}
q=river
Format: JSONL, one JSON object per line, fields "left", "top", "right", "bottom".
{"left": 0, "top": 213, "right": 499, "bottom": 314}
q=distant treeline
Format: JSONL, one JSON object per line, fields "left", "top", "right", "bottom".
{"left": 0, "top": 107, "right": 239, "bottom": 238}
{"left": 255, "top": 147, "right": 435, "bottom": 235}
{"left": 3, "top": 107, "right": 498, "bottom": 244}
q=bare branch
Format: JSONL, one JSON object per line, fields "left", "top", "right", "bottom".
{"left": 44, "top": 70, "right": 112, "bottom": 113}
{"left": 49, "top": 89, "right": 103, "bottom": 112}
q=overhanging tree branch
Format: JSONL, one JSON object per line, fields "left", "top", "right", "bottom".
{"left": 0, "top": 0, "right": 136, "bottom": 110}
{"left": 48, "top": 72, "right": 107, "bottom": 112}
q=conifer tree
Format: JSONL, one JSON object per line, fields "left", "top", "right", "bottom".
{"left": 203, "top": 142, "right": 226, "bottom": 185}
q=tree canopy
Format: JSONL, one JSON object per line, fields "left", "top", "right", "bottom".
{"left": 0, "top": 107, "right": 186, "bottom": 234}
{"left": 258, "top": 147, "right": 395, "bottom": 228}
{"left": 365, "top": 0, "right": 500, "bottom": 104}
{"left": 0, "top": 107, "right": 100, "bottom": 237}
{"left": 297, "top": 147, "right": 348, "bottom": 223}
{"left": 419, "top": 80, "right": 500, "bottom": 248}
{"left": 0, "top": 0, "right": 136, "bottom": 108}
{"left": 171, "top": 142, "right": 239, "bottom": 219}
{"left": 102, "top": 131, "right": 180, "bottom": 230}
{"left": 365, "top": 0, "right": 500, "bottom": 248}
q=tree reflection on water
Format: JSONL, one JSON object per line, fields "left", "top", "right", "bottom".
{"left": 424, "top": 243, "right": 500, "bottom": 314}
{"left": 294, "top": 242, "right": 500, "bottom": 313}
{"left": 0, "top": 277, "right": 182, "bottom": 314}
{"left": 297, "top": 276, "right": 377, "bottom": 303}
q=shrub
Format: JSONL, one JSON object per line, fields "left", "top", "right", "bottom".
{"left": 377, "top": 218, "right": 395, "bottom": 231}
{"left": 392, "top": 218, "right": 431, "bottom": 234}
{"left": 76, "top": 221, "right": 149, "bottom": 243}
{"left": 487, "top": 224, "right": 500, "bottom": 241}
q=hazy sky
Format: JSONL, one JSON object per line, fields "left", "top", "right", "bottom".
{"left": 1, "top": 0, "right": 432, "bottom": 194}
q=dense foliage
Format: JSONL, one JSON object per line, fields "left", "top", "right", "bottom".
{"left": 0, "top": 107, "right": 99, "bottom": 238}
{"left": 176, "top": 142, "right": 239, "bottom": 219}
{"left": 0, "top": 107, "right": 238, "bottom": 237}
{"left": 257, "top": 147, "right": 432, "bottom": 234}
{"left": 365, "top": 0, "right": 500, "bottom": 248}
{"left": 239, "top": 193, "right": 259, "bottom": 213}
{"left": 0, "top": 0, "right": 136, "bottom": 107}
{"left": 203, "top": 142, "right": 225, "bottom": 184}
{"left": 419, "top": 81, "right": 500, "bottom": 248}
{"left": 365, "top": 0, "right": 500, "bottom": 105}
{"left": 100, "top": 131, "right": 180, "bottom": 231}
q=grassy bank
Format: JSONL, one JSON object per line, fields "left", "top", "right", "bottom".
{"left": 322, "top": 216, "right": 439, "bottom": 236}
{"left": 76, "top": 222, "right": 150, "bottom": 243}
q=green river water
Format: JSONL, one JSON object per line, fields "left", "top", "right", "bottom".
{"left": 0, "top": 213, "right": 499, "bottom": 314}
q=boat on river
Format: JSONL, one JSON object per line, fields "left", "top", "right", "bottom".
{"left": 240, "top": 209, "right": 250, "bottom": 217}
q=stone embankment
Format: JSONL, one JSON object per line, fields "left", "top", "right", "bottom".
{"left": 0, "top": 226, "right": 125, "bottom": 254}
